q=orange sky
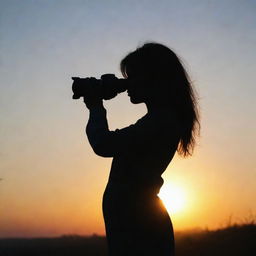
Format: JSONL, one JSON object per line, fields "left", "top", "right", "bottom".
{"left": 0, "top": 1, "right": 255, "bottom": 237}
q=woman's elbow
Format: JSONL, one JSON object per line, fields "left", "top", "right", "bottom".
{"left": 91, "top": 143, "right": 114, "bottom": 157}
{"left": 86, "top": 131, "right": 115, "bottom": 157}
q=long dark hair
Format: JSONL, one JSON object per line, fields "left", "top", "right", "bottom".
{"left": 120, "top": 42, "right": 200, "bottom": 157}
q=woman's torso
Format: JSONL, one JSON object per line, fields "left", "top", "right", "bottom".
{"left": 103, "top": 109, "right": 181, "bottom": 213}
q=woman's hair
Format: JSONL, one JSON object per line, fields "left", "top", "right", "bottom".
{"left": 120, "top": 42, "right": 200, "bottom": 157}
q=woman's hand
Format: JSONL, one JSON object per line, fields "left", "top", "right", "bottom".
{"left": 83, "top": 96, "right": 103, "bottom": 110}
{"left": 82, "top": 78, "right": 104, "bottom": 109}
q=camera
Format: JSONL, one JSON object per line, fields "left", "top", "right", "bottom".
{"left": 72, "top": 74, "right": 128, "bottom": 100}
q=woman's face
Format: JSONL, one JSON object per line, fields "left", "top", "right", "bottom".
{"left": 126, "top": 70, "right": 151, "bottom": 104}
{"left": 127, "top": 77, "right": 146, "bottom": 104}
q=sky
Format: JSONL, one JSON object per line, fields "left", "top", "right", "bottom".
{"left": 0, "top": 0, "right": 255, "bottom": 237}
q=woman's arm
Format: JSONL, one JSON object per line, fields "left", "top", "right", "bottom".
{"left": 84, "top": 99, "right": 177, "bottom": 158}
{"left": 86, "top": 103, "right": 112, "bottom": 157}
{"left": 86, "top": 102, "right": 143, "bottom": 157}
{"left": 84, "top": 91, "right": 154, "bottom": 157}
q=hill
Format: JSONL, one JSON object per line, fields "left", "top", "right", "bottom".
{"left": 0, "top": 224, "right": 255, "bottom": 256}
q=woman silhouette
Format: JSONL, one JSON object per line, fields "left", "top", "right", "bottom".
{"left": 84, "top": 42, "right": 200, "bottom": 256}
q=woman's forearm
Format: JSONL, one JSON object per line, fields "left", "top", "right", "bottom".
{"left": 85, "top": 103, "right": 112, "bottom": 157}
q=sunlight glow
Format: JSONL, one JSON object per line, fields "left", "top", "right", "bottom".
{"left": 158, "top": 183, "right": 187, "bottom": 215}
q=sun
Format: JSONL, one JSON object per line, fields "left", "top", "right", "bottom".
{"left": 158, "top": 183, "right": 187, "bottom": 214}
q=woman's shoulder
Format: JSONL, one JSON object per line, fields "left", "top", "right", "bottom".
{"left": 148, "top": 109, "right": 180, "bottom": 129}
{"left": 133, "top": 109, "right": 181, "bottom": 139}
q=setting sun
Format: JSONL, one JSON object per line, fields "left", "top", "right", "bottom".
{"left": 159, "top": 183, "right": 187, "bottom": 215}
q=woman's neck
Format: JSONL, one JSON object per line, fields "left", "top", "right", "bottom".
{"left": 145, "top": 100, "right": 172, "bottom": 114}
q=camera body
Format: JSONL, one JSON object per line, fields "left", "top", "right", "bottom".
{"left": 72, "top": 74, "right": 128, "bottom": 100}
